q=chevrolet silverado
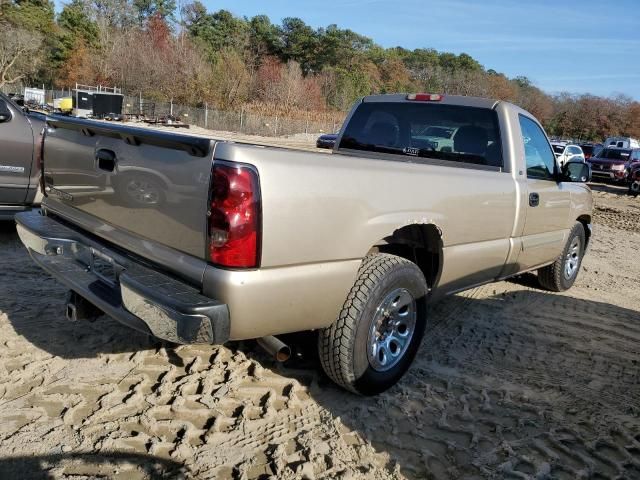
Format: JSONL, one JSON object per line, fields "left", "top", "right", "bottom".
{"left": 0, "top": 93, "right": 45, "bottom": 219}
{"left": 16, "top": 93, "right": 593, "bottom": 395}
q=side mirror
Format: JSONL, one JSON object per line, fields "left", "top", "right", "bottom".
{"left": 0, "top": 100, "right": 11, "bottom": 123}
{"left": 563, "top": 161, "right": 591, "bottom": 183}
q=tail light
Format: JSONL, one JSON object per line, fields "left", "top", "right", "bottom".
{"left": 36, "top": 126, "right": 47, "bottom": 196}
{"left": 208, "top": 161, "right": 261, "bottom": 268}
{"left": 407, "top": 93, "right": 443, "bottom": 101}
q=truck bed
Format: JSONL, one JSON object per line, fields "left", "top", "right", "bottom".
{"left": 93, "top": 118, "right": 329, "bottom": 153}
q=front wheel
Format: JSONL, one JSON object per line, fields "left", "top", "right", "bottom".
{"left": 318, "top": 254, "right": 428, "bottom": 395}
{"left": 537, "top": 223, "right": 585, "bottom": 292}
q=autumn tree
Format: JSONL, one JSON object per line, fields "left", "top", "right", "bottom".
{"left": 0, "top": 23, "right": 44, "bottom": 88}
{"left": 3, "top": 0, "right": 636, "bottom": 142}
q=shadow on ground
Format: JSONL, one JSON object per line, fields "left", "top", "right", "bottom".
{"left": 3, "top": 219, "right": 640, "bottom": 478}
{"left": 0, "top": 221, "right": 171, "bottom": 358}
{"left": 0, "top": 451, "right": 188, "bottom": 479}
{"left": 588, "top": 181, "right": 629, "bottom": 195}
{"left": 286, "top": 290, "right": 640, "bottom": 479}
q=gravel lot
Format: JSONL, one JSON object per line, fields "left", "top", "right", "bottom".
{"left": 1, "top": 183, "right": 639, "bottom": 479}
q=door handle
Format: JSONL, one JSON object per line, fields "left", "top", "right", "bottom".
{"left": 96, "top": 149, "right": 116, "bottom": 172}
{"left": 529, "top": 192, "right": 540, "bottom": 207}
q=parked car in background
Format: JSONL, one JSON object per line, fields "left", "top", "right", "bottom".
{"left": 16, "top": 93, "right": 593, "bottom": 395}
{"left": 604, "top": 136, "right": 639, "bottom": 149}
{"left": 412, "top": 125, "right": 458, "bottom": 151}
{"left": 0, "top": 93, "right": 45, "bottom": 219}
{"left": 579, "top": 143, "right": 602, "bottom": 160}
{"left": 587, "top": 147, "right": 632, "bottom": 182}
{"left": 551, "top": 142, "right": 585, "bottom": 166}
{"left": 316, "top": 133, "right": 338, "bottom": 149}
{"left": 628, "top": 162, "right": 640, "bottom": 196}
{"left": 625, "top": 149, "right": 640, "bottom": 189}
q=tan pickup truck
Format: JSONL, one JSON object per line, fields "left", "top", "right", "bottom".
{"left": 16, "top": 93, "right": 593, "bottom": 395}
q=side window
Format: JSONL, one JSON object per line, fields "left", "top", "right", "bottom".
{"left": 518, "top": 115, "right": 556, "bottom": 180}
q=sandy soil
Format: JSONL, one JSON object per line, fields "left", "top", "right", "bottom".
{"left": 1, "top": 182, "right": 639, "bottom": 479}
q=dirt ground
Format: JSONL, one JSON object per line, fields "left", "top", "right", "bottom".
{"left": 1, "top": 182, "right": 639, "bottom": 480}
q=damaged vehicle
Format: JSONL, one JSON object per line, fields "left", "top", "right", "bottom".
{"left": 16, "top": 93, "right": 593, "bottom": 395}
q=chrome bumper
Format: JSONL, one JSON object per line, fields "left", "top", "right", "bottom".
{"left": 15, "top": 210, "right": 229, "bottom": 344}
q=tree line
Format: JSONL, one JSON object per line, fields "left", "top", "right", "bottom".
{"left": 1, "top": 0, "right": 639, "bottom": 141}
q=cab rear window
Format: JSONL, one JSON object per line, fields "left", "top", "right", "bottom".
{"left": 339, "top": 102, "right": 503, "bottom": 168}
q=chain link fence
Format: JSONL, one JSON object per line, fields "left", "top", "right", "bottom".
{"left": 1, "top": 86, "right": 345, "bottom": 138}
{"left": 121, "top": 95, "right": 343, "bottom": 137}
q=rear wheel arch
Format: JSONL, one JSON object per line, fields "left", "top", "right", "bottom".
{"left": 366, "top": 224, "right": 443, "bottom": 291}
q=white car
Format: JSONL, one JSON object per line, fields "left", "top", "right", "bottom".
{"left": 551, "top": 143, "right": 585, "bottom": 166}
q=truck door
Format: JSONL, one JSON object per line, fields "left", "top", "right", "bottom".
{"left": 0, "top": 97, "right": 34, "bottom": 204}
{"left": 517, "top": 114, "right": 571, "bottom": 271}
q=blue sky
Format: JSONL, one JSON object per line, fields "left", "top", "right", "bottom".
{"left": 199, "top": 0, "right": 640, "bottom": 99}
{"left": 55, "top": 0, "right": 640, "bottom": 99}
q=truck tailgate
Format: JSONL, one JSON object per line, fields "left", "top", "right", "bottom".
{"left": 42, "top": 117, "right": 213, "bottom": 259}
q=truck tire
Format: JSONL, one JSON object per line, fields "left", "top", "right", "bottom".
{"left": 537, "top": 222, "right": 585, "bottom": 292}
{"left": 318, "top": 254, "right": 428, "bottom": 395}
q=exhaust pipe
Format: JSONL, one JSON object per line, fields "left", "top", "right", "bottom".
{"left": 256, "top": 336, "right": 291, "bottom": 362}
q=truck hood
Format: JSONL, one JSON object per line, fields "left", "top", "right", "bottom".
{"left": 588, "top": 158, "right": 626, "bottom": 166}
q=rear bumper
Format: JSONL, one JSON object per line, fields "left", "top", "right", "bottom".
{"left": 15, "top": 210, "right": 230, "bottom": 344}
{"left": 0, "top": 205, "right": 34, "bottom": 221}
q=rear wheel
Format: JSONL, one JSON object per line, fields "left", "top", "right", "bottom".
{"left": 538, "top": 223, "right": 585, "bottom": 292}
{"left": 318, "top": 254, "right": 428, "bottom": 395}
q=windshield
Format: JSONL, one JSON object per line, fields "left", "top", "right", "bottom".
{"left": 339, "top": 102, "right": 503, "bottom": 168}
{"left": 597, "top": 148, "right": 632, "bottom": 160}
{"left": 552, "top": 145, "right": 566, "bottom": 154}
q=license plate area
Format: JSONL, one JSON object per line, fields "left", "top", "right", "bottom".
{"left": 89, "top": 248, "right": 119, "bottom": 287}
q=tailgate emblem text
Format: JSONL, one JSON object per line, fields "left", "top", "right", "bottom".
{"left": 403, "top": 147, "right": 420, "bottom": 156}
{"left": 0, "top": 165, "right": 25, "bottom": 173}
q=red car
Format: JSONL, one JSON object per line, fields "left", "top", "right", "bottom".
{"left": 588, "top": 148, "right": 634, "bottom": 182}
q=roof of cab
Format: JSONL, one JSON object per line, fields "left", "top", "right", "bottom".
{"left": 361, "top": 93, "right": 499, "bottom": 109}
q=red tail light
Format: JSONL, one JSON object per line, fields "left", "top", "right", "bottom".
{"left": 406, "top": 93, "right": 443, "bottom": 102}
{"left": 208, "top": 161, "right": 261, "bottom": 268}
